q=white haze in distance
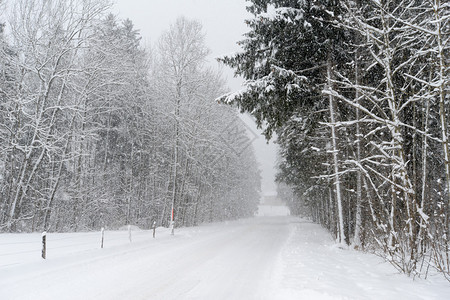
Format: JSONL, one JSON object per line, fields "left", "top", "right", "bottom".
{"left": 113, "top": 0, "right": 279, "bottom": 196}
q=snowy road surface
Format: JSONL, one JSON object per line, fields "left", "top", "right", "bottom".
{"left": 1, "top": 213, "right": 449, "bottom": 299}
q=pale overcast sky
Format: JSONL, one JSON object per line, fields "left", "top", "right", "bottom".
{"left": 113, "top": 0, "right": 278, "bottom": 196}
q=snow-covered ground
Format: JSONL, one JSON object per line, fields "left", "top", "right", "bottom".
{"left": 0, "top": 212, "right": 448, "bottom": 299}
{"left": 256, "top": 204, "right": 290, "bottom": 217}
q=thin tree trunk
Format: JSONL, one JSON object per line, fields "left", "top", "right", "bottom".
{"left": 434, "top": 0, "right": 450, "bottom": 273}
{"left": 353, "top": 47, "right": 363, "bottom": 248}
{"left": 434, "top": 0, "right": 450, "bottom": 206}
{"left": 327, "top": 56, "right": 346, "bottom": 244}
{"left": 417, "top": 88, "right": 430, "bottom": 253}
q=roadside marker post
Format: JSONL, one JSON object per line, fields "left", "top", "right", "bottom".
{"left": 41, "top": 231, "right": 47, "bottom": 259}
{"left": 101, "top": 227, "right": 104, "bottom": 248}
{"left": 128, "top": 225, "right": 132, "bottom": 243}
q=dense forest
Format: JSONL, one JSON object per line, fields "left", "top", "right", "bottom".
{"left": 0, "top": 0, "right": 261, "bottom": 233}
{"left": 221, "top": 0, "right": 449, "bottom": 279}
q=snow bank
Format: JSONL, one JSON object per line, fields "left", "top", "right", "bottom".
{"left": 268, "top": 219, "right": 450, "bottom": 299}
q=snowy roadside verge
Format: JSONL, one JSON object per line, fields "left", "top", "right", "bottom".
{"left": 270, "top": 218, "right": 450, "bottom": 300}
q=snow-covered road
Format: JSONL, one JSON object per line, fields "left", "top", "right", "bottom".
{"left": 1, "top": 216, "right": 290, "bottom": 299}
{"left": 1, "top": 214, "right": 449, "bottom": 299}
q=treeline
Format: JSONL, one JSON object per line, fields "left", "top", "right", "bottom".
{"left": 0, "top": 0, "right": 260, "bottom": 232}
{"left": 221, "top": 0, "right": 449, "bottom": 279}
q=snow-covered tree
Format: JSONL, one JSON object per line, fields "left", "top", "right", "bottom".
{"left": 153, "top": 16, "right": 260, "bottom": 231}
{"left": 0, "top": 0, "right": 111, "bottom": 231}
{"left": 224, "top": 0, "right": 449, "bottom": 279}
{"left": 220, "top": 0, "right": 351, "bottom": 243}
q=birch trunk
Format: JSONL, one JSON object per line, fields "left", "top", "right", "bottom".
{"left": 353, "top": 47, "right": 363, "bottom": 248}
{"left": 434, "top": 0, "right": 450, "bottom": 206}
{"left": 327, "top": 57, "right": 346, "bottom": 244}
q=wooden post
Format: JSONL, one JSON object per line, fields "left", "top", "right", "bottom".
{"left": 101, "top": 227, "right": 104, "bottom": 249}
{"left": 128, "top": 225, "right": 132, "bottom": 243}
{"left": 152, "top": 221, "right": 156, "bottom": 238}
{"left": 41, "top": 231, "right": 47, "bottom": 259}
